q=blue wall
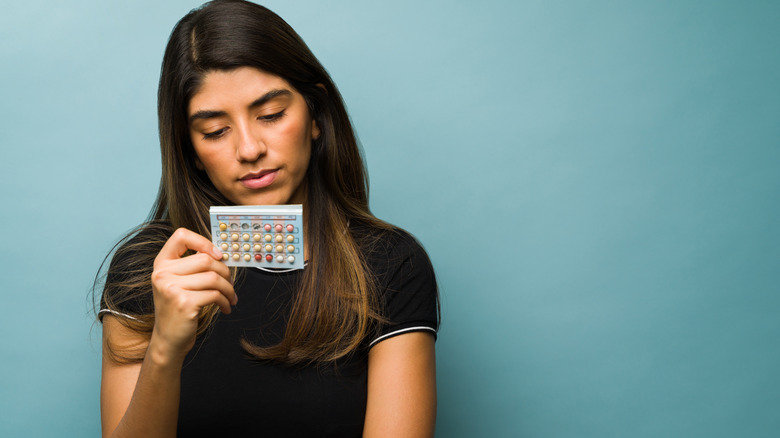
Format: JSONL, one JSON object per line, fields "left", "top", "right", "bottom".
{"left": 1, "top": 1, "right": 778, "bottom": 436}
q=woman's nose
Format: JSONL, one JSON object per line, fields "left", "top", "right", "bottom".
{"left": 235, "top": 122, "right": 267, "bottom": 162}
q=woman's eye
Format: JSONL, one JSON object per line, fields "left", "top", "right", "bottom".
{"left": 259, "top": 110, "right": 286, "bottom": 123}
{"left": 203, "top": 128, "right": 227, "bottom": 140}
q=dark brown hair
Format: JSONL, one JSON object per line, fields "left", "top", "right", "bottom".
{"left": 100, "top": 0, "right": 394, "bottom": 364}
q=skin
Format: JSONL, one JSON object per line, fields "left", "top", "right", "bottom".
{"left": 101, "top": 67, "right": 436, "bottom": 437}
{"left": 187, "top": 68, "right": 317, "bottom": 207}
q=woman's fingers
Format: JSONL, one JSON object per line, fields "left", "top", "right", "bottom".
{"left": 153, "top": 249, "right": 236, "bottom": 306}
{"left": 191, "top": 290, "right": 234, "bottom": 315}
{"left": 166, "top": 271, "right": 237, "bottom": 306}
{"left": 156, "top": 251, "right": 231, "bottom": 281}
{"left": 158, "top": 284, "right": 234, "bottom": 316}
{"left": 158, "top": 227, "right": 223, "bottom": 261}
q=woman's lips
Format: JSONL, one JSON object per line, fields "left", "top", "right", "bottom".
{"left": 240, "top": 169, "right": 278, "bottom": 189}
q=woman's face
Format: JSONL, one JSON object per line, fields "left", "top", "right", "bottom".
{"left": 188, "top": 67, "right": 319, "bottom": 206}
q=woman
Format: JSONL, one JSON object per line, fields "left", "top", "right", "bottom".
{"left": 97, "top": 1, "right": 439, "bottom": 437}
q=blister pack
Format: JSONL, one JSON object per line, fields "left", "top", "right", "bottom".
{"left": 209, "top": 205, "right": 304, "bottom": 270}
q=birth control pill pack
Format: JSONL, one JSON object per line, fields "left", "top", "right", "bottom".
{"left": 209, "top": 205, "right": 304, "bottom": 270}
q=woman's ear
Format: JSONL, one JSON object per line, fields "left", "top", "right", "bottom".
{"left": 312, "top": 119, "right": 321, "bottom": 140}
{"left": 311, "top": 83, "right": 326, "bottom": 140}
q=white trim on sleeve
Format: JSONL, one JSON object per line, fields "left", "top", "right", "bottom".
{"left": 98, "top": 309, "right": 141, "bottom": 322}
{"left": 369, "top": 326, "right": 437, "bottom": 347}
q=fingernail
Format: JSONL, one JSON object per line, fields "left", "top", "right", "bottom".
{"left": 213, "top": 246, "right": 223, "bottom": 259}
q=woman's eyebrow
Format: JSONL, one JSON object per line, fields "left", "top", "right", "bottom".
{"left": 248, "top": 88, "right": 292, "bottom": 109}
{"left": 189, "top": 88, "right": 293, "bottom": 124}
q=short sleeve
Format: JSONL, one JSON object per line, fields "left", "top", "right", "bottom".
{"left": 368, "top": 230, "right": 439, "bottom": 347}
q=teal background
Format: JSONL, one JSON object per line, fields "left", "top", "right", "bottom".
{"left": 1, "top": 0, "right": 778, "bottom": 436}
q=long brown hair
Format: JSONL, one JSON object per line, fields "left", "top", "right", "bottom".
{"left": 100, "top": 0, "right": 393, "bottom": 364}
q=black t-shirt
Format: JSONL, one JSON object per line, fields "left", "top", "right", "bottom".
{"left": 100, "top": 223, "right": 438, "bottom": 437}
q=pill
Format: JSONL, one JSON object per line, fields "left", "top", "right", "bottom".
{"left": 254, "top": 244, "right": 262, "bottom": 252}
{"left": 275, "top": 244, "right": 283, "bottom": 253}
{"left": 232, "top": 253, "right": 240, "bottom": 261}
{"left": 275, "top": 224, "right": 283, "bottom": 232}
{"left": 255, "top": 254, "right": 262, "bottom": 261}
{"left": 231, "top": 233, "right": 239, "bottom": 241}
{"left": 243, "top": 243, "right": 250, "bottom": 251}
{"left": 286, "top": 234, "right": 294, "bottom": 242}
{"left": 265, "top": 254, "right": 273, "bottom": 262}
{"left": 287, "top": 255, "right": 295, "bottom": 264}
{"left": 276, "top": 255, "right": 284, "bottom": 263}
{"left": 221, "top": 243, "right": 228, "bottom": 251}
{"left": 265, "top": 244, "right": 273, "bottom": 252}
{"left": 287, "top": 245, "right": 295, "bottom": 253}
{"left": 275, "top": 234, "right": 283, "bottom": 243}
{"left": 220, "top": 233, "right": 228, "bottom": 240}
{"left": 219, "top": 222, "right": 227, "bottom": 231}
{"left": 243, "top": 253, "right": 251, "bottom": 261}
{"left": 286, "top": 224, "right": 294, "bottom": 232}
{"left": 264, "top": 224, "right": 272, "bottom": 231}
{"left": 253, "top": 234, "right": 261, "bottom": 241}
{"left": 264, "top": 234, "right": 272, "bottom": 242}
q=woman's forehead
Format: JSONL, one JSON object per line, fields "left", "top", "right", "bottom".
{"left": 188, "top": 67, "right": 297, "bottom": 112}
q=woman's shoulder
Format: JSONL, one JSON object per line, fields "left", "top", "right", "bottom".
{"left": 351, "top": 221, "right": 435, "bottom": 287}
{"left": 99, "top": 221, "right": 174, "bottom": 321}
{"left": 116, "top": 220, "right": 175, "bottom": 255}
{"left": 352, "top": 221, "right": 440, "bottom": 345}
{"left": 352, "top": 221, "right": 429, "bottom": 262}
{"left": 107, "top": 220, "right": 176, "bottom": 280}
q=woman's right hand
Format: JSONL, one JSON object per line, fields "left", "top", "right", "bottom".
{"left": 150, "top": 227, "right": 237, "bottom": 363}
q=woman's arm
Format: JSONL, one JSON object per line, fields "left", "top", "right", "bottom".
{"left": 100, "top": 228, "right": 236, "bottom": 437}
{"left": 364, "top": 332, "right": 437, "bottom": 438}
{"left": 101, "top": 316, "right": 183, "bottom": 437}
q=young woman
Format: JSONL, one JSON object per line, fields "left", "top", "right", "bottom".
{"left": 97, "top": 1, "right": 439, "bottom": 437}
